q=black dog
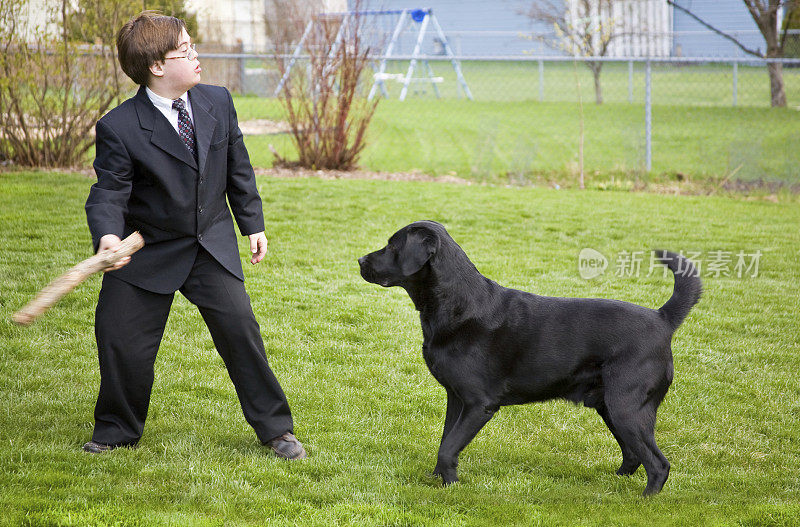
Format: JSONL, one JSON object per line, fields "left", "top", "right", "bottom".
{"left": 359, "top": 221, "right": 701, "bottom": 496}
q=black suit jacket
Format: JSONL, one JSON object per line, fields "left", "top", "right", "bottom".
{"left": 86, "top": 84, "right": 264, "bottom": 294}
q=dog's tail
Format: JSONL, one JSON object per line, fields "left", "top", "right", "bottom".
{"left": 654, "top": 250, "right": 702, "bottom": 331}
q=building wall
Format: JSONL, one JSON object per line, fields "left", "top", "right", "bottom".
{"left": 349, "top": 0, "right": 672, "bottom": 57}
{"left": 11, "top": 0, "right": 62, "bottom": 41}
{"left": 602, "top": 0, "right": 672, "bottom": 58}
{"left": 350, "top": 0, "right": 769, "bottom": 58}
{"left": 670, "top": 0, "right": 765, "bottom": 57}
{"left": 349, "top": 0, "right": 545, "bottom": 56}
{"left": 184, "top": 0, "right": 770, "bottom": 58}
{"left": 188, "top": 0, "right": 347, "bottom": 51}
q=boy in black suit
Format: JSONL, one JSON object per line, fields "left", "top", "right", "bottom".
{"left": 83, "top": 12, "right": 305, "bottom": 459}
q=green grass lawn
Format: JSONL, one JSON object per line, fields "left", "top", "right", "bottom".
{"left": 233, "top": 60, "right": 800, "bottom": 184}
{"left": 1, "top": 171, "right": 799, "bottom": 525}
{"left": 246, "top": 59, "right": 800, "bottom": 106}
{"left": 379, "top": 60, "right": 800, "bottom": 107}
{"left": 241, "top": 96, "right": 800, "bottom": 185}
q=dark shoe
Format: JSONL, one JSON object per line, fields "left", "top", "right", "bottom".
{"left": 82, "top": 441, "right": 114, "bottom": 453}
{"left": 82, "top": 440, "right": 136, "bottom": 453}
{"left": 267, "top": 432, "right": 307, "bottom": 460}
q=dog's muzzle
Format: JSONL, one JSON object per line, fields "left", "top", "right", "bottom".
{"left": 358, "top": 256, "right": 374, "bottom": 282}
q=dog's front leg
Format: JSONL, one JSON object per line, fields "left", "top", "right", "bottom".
{"left": 432, "top": 389, "right": 464, "bottom": 478}
{"left": 432, "top": 402, "right": 496, "bottom": 485}
{"left": 440, "top": 388, "right": 463, "bottom": 443}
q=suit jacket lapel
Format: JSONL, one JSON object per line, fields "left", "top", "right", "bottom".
{"left": 134, "top": 85, "right": 198, "bottom": 171}
{"left": 188, "top": 87, "right": 218, "bottom": 176}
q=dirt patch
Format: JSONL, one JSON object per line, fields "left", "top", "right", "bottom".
{"left": 256, "top": 166, "right": 472, "bottom": 185}
{"left": 258, "top": 167, "right": 798, "bottom": 200}
{"left": 239, "top": 119, "right": 293, "bottom": 135}
{"left": 59, "top": 164, "right": 472, "bottom": 185}
{"left": 717, "top": 178, "right": 800, "bottom": 195}
{"left": 631, "top": 177, "right": 800, "bottom": 201}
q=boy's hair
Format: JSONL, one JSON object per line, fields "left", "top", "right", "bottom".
{"left": 117, "top": 11, "right": 187, "bottom": 86}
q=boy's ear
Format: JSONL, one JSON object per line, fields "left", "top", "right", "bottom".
{"left": 149, "top": 61, "right": 165, "bottom": 78}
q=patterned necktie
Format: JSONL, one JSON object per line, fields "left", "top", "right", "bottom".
{"left": 172, "top": 98, "right": 196, "bottom": 158}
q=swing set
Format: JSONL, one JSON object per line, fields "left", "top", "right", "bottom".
{"left": 273, "top": 8, "right": 472, "bottom": 101}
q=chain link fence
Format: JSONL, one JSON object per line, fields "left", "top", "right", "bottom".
{"left": 199, "top": 49, "right": 800, "bottom": 187}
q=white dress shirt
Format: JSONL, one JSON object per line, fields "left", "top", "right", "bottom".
{"left": 146, "top": 87, "right": 194, "bottom": 134}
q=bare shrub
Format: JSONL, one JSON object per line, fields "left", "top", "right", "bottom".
{"left": 271, "top": 3, "right": 379, "bottom": 171}
{"left": 0, "top": 0, "right": 130, "bottom": 168}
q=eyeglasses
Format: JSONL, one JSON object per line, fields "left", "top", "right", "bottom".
{"left": 165, "top": 44, "right": 198, "bottom": 62}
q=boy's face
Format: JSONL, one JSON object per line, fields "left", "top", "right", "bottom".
{"left": 151, "top": 27, "right": 201, "bottom": 92}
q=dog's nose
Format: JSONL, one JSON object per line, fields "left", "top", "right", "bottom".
{"left": 358, "top": 256, "right": 366, "bottom": 267}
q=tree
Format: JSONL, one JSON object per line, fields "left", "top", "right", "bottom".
{"left": 666, "top": 0, "right": 798, "bottom": 107}
{"left": 522, "top": 0, "right": 622, "bottom": 104}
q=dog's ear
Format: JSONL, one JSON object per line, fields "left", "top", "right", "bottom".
{"left": 400, "top": 227, "right": 440, "bottom": 277}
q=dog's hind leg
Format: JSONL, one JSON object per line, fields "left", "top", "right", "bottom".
{"left": 635, "top": 375, "right": 672, "bottom": 495}
{"left": 596, "top": 403, "right": 641, "bottom": 476}
{"left": 638, "top": 412, "right": 671, "bottom": 496}
{"left": 432, "top": 400, "right": 497, "bottom": 485}
{"left": 606, "top": 396, "right": 670, "bottom": 496}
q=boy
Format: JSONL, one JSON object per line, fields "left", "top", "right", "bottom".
{"left": 83, "top": 12, "right": 305, "bottom": 459}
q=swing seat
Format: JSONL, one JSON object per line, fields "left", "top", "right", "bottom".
{"left": 374, "top": 73, "right": 443, "bottom": 83}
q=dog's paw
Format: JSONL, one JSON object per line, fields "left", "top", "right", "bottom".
{"left": 429, "top": 469, "right": 459, "bottom": 487}
{"left": 437, "top": 470, "right": 459, "bottom": 485}
{"left": 432, "top": 466, "right": 458, "bottom": 485}
{"left": 441, "top": 476, "right": 459, "bottom": 486}
{"left": 616, "top": 462, "right": 641, "bottom": 476}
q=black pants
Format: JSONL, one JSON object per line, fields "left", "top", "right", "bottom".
{"left": 92, "top": 247, "right": 293, "bottom": 446}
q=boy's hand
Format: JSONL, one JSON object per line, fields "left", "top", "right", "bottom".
{"left": 248, "top": 232, "right": 268, "bottom": 265}
{"left": 98, "top": 234, "right": 131, "bottom": 272}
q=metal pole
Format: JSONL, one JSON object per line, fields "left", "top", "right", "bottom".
{"left": 237, "top": 41, "right": 245, "bottom": 94}
{"left": 429, "top": 12, "right": 473, "bottom": 100}
{"left": 273, "top": 20, "right": 313, "bottom": 97}
{"left": 424, "top": 60, "right": 441, "bottom": 98}
{"left": 322, "top": 14, "right": 350, "bottom": 77}
{"left": 733, "top": 61, "right": 738, "bottom": 106}
{"left": 368, "top": 9, "right": 408, "bottom": 100}
{"left": 628, "top": 60, "right": 633, "bottom": 103}
{"left": 645, "top": 59, "right": 652, "bottom": 172}
{"left": 538, "top": 59, "right": 544, "bottom": 101}
{"left": 399, "top": 11, "right": 431, "bottom": 101}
